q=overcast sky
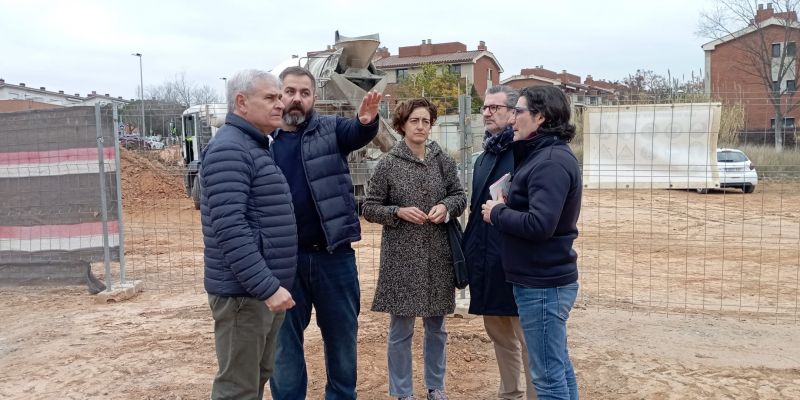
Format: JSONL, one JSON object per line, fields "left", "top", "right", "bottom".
{"left": 1, "top": 0, "right": 719, "bottom": 101}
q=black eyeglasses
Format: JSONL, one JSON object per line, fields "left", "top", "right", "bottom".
{"left": 480, "top": 104, "right": 513, "bottom": 113}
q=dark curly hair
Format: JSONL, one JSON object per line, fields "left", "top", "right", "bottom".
{"left": 391, "top": 98, "right": 438, "bottom": 136}
{"left": 519, "top": 86, "right": 576, "bottom": 142}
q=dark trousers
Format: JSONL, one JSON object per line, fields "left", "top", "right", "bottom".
{"left": 269, "top": 246, "right": 361, "bottom": 400}
{"left": 209, "top": 294, "right": 285, "bottom": 400}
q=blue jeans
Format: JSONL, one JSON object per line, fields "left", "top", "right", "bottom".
{"left": 269, "top": 246, "right": 360, "bottom": 400}
{"left": 387, "top": 315, "right": 447, "bottom": 397}
{"left": 513, "top": 282, "right": 579, "bottom": 400}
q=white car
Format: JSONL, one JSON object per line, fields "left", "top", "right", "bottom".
{"left": 715, "top": 148, "right": 758, "bottom": 193}
{"left": 144, "top": 137, "right": 165, "bottom": 150}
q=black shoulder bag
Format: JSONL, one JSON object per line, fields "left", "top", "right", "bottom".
{"left": 436, "top": 154, "right": 469, "bottom": 289}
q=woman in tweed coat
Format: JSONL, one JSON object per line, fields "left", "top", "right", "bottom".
{"left": 362, "top": 98, "right": 467, "bottom": 400}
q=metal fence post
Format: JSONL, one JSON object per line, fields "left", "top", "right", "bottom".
{"left": 457, "top": 94, "right": 471, "bottom": 301}
{"left": 95, "top": 104, "right": 113, "bottom": 291}
{"left": 112, "top": 104, "right": 127, "bottom": 284}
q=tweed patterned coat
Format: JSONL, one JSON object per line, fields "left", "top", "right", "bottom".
{"left": 362, "top": 140, "right": 467, "bottom": 317}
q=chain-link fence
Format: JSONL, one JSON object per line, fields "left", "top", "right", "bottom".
{"left": 0, "top": 105, "right": 121, "bottom": 293}
{"left": 3, "top": 95, "right": 798, "bottom": 322}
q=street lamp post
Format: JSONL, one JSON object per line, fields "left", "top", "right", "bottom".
{"left": 220, "top": 77, "right": 227, "bottom": 104}
{"left": 131, "top": 53, "right": 145, "bottom": 136}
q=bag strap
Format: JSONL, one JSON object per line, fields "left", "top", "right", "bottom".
{"left": 436, "top": 153, "right": 460, "bottom": 226}
{"left": 435, "top": 152, "right": 446, "bottom": 179}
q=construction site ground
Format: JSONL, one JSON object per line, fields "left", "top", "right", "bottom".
{"left": 0, "top": 147, "right": 798, "bottom": 399}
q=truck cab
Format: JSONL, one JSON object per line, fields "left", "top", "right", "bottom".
{"left": 180, "top": 103, "right": 227, "bottom": 209}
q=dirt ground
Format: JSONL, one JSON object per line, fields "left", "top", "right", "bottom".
{"left": 1, "top": 149, "right": 799, "bottom": 399}
{"left": 1, "top": 287, "right": 798, "bottom": 399}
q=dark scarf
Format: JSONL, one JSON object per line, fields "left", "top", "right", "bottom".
{"left": 483, "top": 125, "right": 515, "bottom": 154}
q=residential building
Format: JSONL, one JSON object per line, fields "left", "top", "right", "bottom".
{"left": 501, "top": 67, "right": 627, "bottom": 106}
{"left": 374, "top": 39, "right": 503, "bottom": 101}
{"left": 702, "top": 3, "right": 800, "bottom": 136}
{"left": 0, "top": 79, "right": 129, "bottom": 110}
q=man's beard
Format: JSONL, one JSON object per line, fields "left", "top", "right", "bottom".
{"left": 282, "top": 105, "right": 310, "bottom": 126}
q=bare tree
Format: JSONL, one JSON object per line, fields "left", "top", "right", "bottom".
{"left": 192, "top": 84, "right": 220, "bottom": 105}
{"left": 623, "top": 69, "right": 670, "bottom": 102}
{"left": 699, "top": 0, "right": 800, "bottom": 150}
{"left": 146, "top": 72, "right": 221, "bottom": 108}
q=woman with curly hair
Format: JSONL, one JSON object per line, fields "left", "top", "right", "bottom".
{"left": 362, "top": 98, "right": 467, "bottom": 400}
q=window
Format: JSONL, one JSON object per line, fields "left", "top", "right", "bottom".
{"left": 787, "top": 42, "right": 797, "bottom": 57}
{"left": 396, "top": 69, "right": 408, "bottom": 82}
{"left": 487, "top": 69, "right": 493, "bottom": 81}
{"left": 773, "top": 43, "right": 782, "bottom": 58}
{"left": 717, "top": 151, "right": 748, "bottom": 163}
{"left": 770, "top": 117, "right": 796, "bottom": 128}
{"left": 773, "top": 81, "right": 781, "bottom": 93}
{"left": 788, "top": 80, "right": 796, "bottom": 92}
{"left": 447, "top": 64, "right": 461, "bottom": 75}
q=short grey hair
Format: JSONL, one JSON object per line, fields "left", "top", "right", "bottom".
{"left": 227, "top": 69, "right": 281, "bottom": 113}
{"left": 486, "top": 85, "right": 519, "bottom": 108}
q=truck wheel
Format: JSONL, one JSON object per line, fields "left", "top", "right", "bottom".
{"left": 743, "top": 184, "right": 755, "bottom": 194}
{"left": 184, "top": 174, "right": 193, "bottom": 197}
{"left": 191, "top": 175, "right": 201, "bottom": 210}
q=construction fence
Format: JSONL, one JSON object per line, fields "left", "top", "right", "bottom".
{"left": 1, "top": 96, "right": 799, "bottom": 323}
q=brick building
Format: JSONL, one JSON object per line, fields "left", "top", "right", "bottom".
{"left": 703, "top": 3, "right": 800, "bottom": 135}
{"left": 373, "top": 39, "right": 503, "bottom": 100}
{"left": 501, "top": 67, "right": 628, "bottom": 106}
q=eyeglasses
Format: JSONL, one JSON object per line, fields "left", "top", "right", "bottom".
{"left": 511, "top": 107, "right": 537, "bottom": 116}
{"left": 480, "top": 104, "right": 513, "bottom": 114}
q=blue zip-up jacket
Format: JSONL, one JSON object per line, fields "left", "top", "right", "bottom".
{"left": 462, "top": 128, "right": 518, "bottom": 316}
{"left": 490, "top": 134, "right": 582, "bottom": 288}
{"left": 201, "top": 113, "right": 298, "bottom": 300}
{"left": 273, "top": 110, "right": 379, "bottom": 252}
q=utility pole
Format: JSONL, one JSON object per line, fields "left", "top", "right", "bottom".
{"left": 131, "top": 53, "right": 146, "bottom": 136}
{"left": 220, "top": 77, "right": 227, "bottom": 104}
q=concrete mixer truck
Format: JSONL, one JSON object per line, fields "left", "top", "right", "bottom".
{"left": 180, "top": 31, "right": 398, "bottom": 210}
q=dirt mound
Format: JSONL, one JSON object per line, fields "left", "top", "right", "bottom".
{"left": 120, "top": 148, "right": 186, "bottom": 201}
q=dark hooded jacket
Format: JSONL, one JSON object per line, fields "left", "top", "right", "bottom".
{"left": 490, "top": 134, "right": 581, "bottom": 288}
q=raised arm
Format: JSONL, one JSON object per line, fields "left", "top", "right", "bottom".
{"left": 336, "top": 91, "right": 382, "bottom": 153}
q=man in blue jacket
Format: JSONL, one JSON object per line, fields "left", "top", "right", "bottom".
{"left": 269, "top": 66, "right": 381, "bottom": 400}
{"left": 201, "top": 70, "right": 297, "bottom": 400}
{"left": 463, "top": 85, "right": 534, "bottom": 400}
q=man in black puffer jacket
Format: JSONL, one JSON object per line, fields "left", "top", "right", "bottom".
{"left": 269, "top": 66, "right": 381, "bottom": 400}
{"left": 201, "top": 70, "right": 297, "bottom": 400}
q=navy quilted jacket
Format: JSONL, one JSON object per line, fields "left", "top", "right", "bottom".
{"left": 200, "top": 113, "right": 298, "bottom": 300}
{"left": 273, "top": 111, "right": 378, "bottom": 252}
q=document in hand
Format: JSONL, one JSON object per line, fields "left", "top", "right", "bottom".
{"left": 489, "top": 172, "right": 511, "bottom": 201}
